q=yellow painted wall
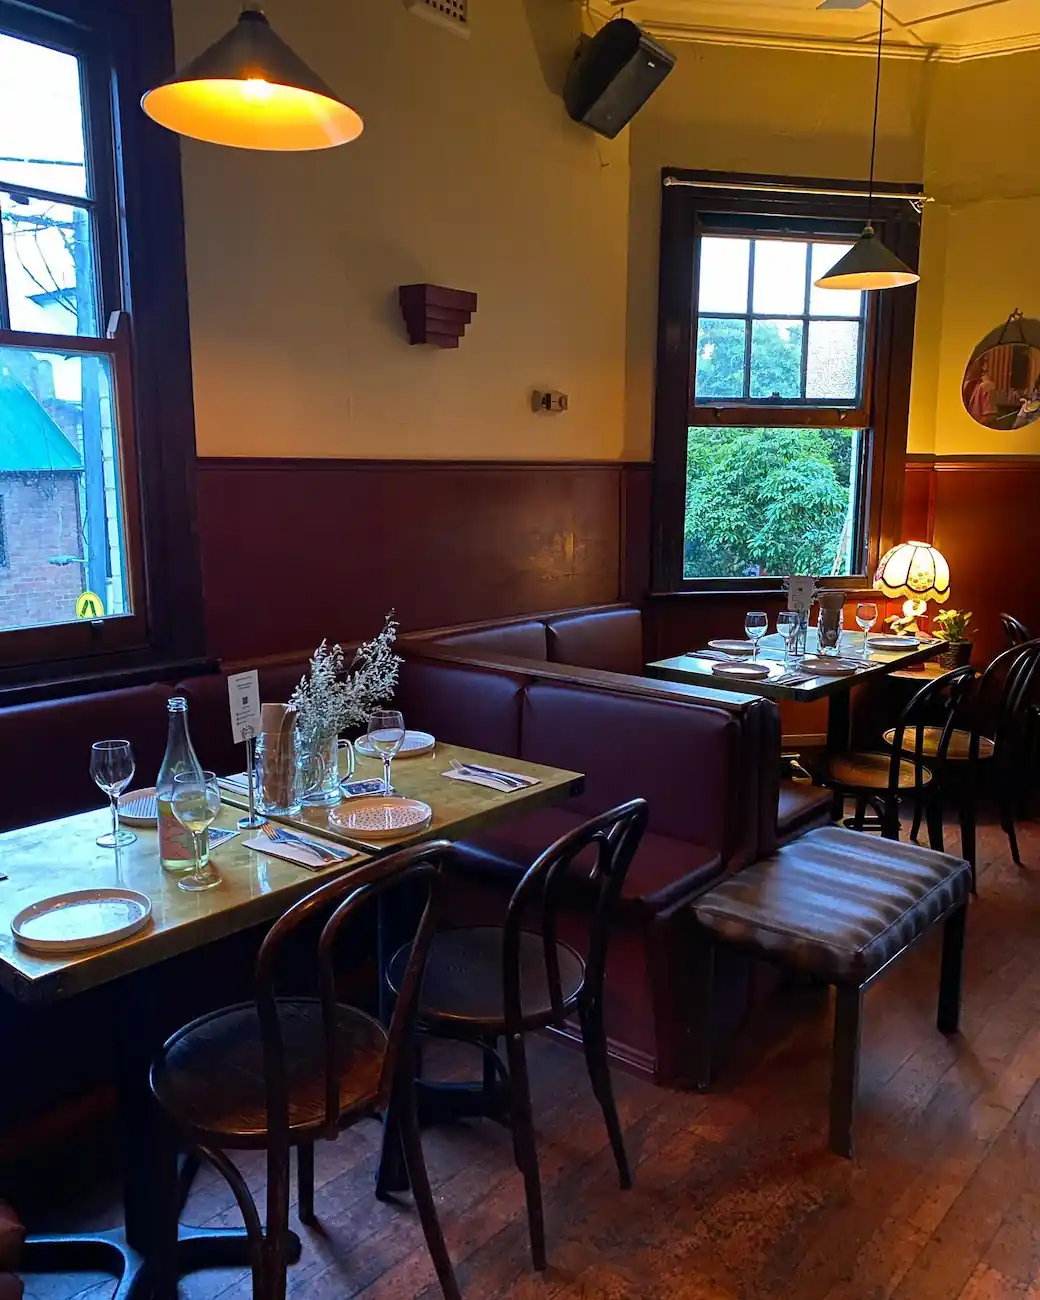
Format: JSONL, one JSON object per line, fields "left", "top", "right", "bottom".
{"left": 173, "top": 0, "right": 630, "bottom": 460}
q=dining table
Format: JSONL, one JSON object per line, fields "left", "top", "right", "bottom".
{"left": 2, "top": 741, "right": 584, "bottom": 1300}
{"left": 647, "top": 629, "right": 943, "bottom": 755}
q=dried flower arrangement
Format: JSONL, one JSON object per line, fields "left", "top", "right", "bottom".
{"left": 290, "top": 613, "right": 402, "bottom": 748}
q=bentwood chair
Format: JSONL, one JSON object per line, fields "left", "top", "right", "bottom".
{"left": 150, "top": 843, "right": 461, "bottom": 1300}
{"left": 1000, "top": 612, "right": 1033, "bottom": 646}
{"left": 883, "top": 640, "right": 1040, "bottom": 879}
{"left": 381, "top": 799, "right": 648, "bottom": 1271}
{"left": 823, "top": 666, "right": 978, "bottom": 850}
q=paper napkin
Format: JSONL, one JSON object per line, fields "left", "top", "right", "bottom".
{"left": 243, "top": 834, "right": 356, "bottom": 871}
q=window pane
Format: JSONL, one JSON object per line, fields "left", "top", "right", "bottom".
{"left": 0, "top": 347, "right": 130, "bottom": 632}
{"left": 0, "top": 33, "right": 88, "bottom": 198}
{"left": 694, "top": 317, "right": 746, "bottom": 401}
{"left": 809, "top": 243, "right": 863, "bottom": 317}
{"left": 1, "top": 193, "right": 99, "bottom": 335}
{"left": 807, "top": 320, "right": 862, "bottom": 401}
{"left": 683, "top": 426, "right": 858, "bottom": 579}
{"left": 697, "top": 237, "right": 750, "bottom": 314}
{"left": 749, "top": 320, "right": 803, "bottom": 399}
{"left": 752, "top": 239, "right": 807, "bottom": 315}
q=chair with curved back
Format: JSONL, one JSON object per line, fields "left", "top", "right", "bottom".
{"left": 150, "top": 842, "right": 461, "bottom": 1300}
{"left": 380, "top": 799, "right": 649, "bottom": 1272}
{"left": 883, "top": 639, "right": 1040, "bottom": 883}
{"left": 823, "top": 666, "right": 978, "bottom": 848}
{"left": 1000, "top": 613, "right": 1032, "bottom": 646}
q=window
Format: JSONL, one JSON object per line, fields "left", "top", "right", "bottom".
{"left": 653, "top": 173, "right": 921, "bottom": 593}
{"left": 0, "top": 0, "right": 203, "bottom": 690}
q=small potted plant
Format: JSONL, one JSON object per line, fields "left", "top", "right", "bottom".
{"left": 932, "top": 609, "right": 975, "bottom": 668}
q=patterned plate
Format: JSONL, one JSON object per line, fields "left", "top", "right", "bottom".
{"left": 118, "top": 788, "right": 158, "bottom": 826}
{"left": 354, "top": 730, "right": 435, "bottom": 759}
{"left": 13, "top": 888, "right": 152, "bottom": 955}
{"left": 711, "top": 661, "right": 771, "bottom": 680}
{"left": 329, "top": 796, "right": 433, "bottom": 840}
{"left": 707, "top": 639, "right": 756, "bottom": 656}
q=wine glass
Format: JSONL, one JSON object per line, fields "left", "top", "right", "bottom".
{"left": 171, "top": 770, "right": 223, "bottom": 893}
{"left": 744, "top": 611, "right": 768, "bottom": 660}
{"left": 856, "top": 601, "right": 879, "bottom": 658}
{"left": 368, "top": 709, "right": 406, "bottom": 795}
{"left": 91, "top": 740, "right": 137, "bottom": 849}
{"left": 776, "top": 611, "right": 800, "bottom": 665}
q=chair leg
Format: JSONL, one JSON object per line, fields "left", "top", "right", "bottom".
{"left": 910, "top": 794, "right": 923, "bottom": 843}
{"left": 690, "top": 929, "right": 716, "bottom": 1091}
{"left": 297, "top": 1142, "right": 316, "bottom": 1226}
{"left": 197, "top": 1143, "right": 267, "bottom": 1300}
{"left": 957, "top": 788, "right": 977, "bottom": 893}
{"left": 852, "top": 797, "right": 868, "bottom": 832}
{"left": 153, "top": 1121, "right": 181, "bottom": 1300}
{"left": 938, "top": 905, "right": 967, "bottom": 1035}
{"left": 263, "top": 1138, "right": 293, "bottom": 1300}
{"left": 925, "top": 787, "right": 945, "bottom": 854}
{"left": 397, "top": 1071, "right": 461, "bottom": 1300}
{"left": 881, "top": 798, "right": 901, "bottom": 841}
{"left": 997, "top": 781, "right": 1023, "bottom": 865}
{"left": 376, "top": 1080, "right": 410, "bottom": 1200}
{"left": 506, "top": 1031, "right": 547, "bottom": 1271}
{"left": 829, "top": 984, "right": 863, "bottom": 1160}
{"left": 578, "top": 1000, "right": 632, "bottom": 1190}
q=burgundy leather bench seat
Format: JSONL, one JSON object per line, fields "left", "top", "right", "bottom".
{"left": 778, "top": 779, "right": 833, "bottom": 841}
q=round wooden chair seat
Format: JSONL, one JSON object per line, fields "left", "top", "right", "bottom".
{"left": 827, "top": 751, "right": 931, "bottom": 790}
{"left": 881, "top": 726, "right": 995, "bottom": 761}
{"left": 389, "top": 926, "right": 586, "bottom": 1031}
{"left": 151, "top": 999, "right": 386, "bottom": 1147}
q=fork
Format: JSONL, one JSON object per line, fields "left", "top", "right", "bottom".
{"left": 261, "top": 822, "right": 344, "bottom": 863}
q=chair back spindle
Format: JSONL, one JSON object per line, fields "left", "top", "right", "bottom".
{"left": 887, "top": 666, "right": 978, "bottom": 791}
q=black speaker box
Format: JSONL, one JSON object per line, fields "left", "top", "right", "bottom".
{"left": 564, "top": 18, "right": 675, "bottom": 139}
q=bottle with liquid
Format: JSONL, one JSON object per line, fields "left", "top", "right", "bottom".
{"left": 156, "top": 697, "right": 207, "bottom": 872}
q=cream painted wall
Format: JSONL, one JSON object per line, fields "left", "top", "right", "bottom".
{"left": 173, "top": 0, "right": 630, "bottom": 460}
{"left": 624, "top": 43, "right": 933, "bottom": 460}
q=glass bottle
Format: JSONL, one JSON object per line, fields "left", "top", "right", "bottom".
{"left": 156, "top": 697, "right": 207, "bottom": 872}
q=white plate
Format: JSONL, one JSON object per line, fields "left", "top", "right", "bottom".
{"left": 711, "top": 661, "right": 771, "bottom": 680}
{"left": 354, "top": 730, "right": 436, "bottom": 759}
{"left": 869, "top": 635, "right": 921, "bottom": 650}
{"left": 118, "top": 787, "right": 158, "bottom": 826}
{"left": 12, "top": 888, "right": 152, "bottom": 955}
{"left": 707, "top": 639, "right": 756, "bottom": 656}
{"left": 801, "top": 656, "right": 861, "bottom": 677}
{"left": 329, "top": 796, "right": 433, "bottom": 840}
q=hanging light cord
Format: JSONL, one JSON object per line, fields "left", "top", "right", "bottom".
{"left": 866, "top": 0, "right": 885, "bottom": 228}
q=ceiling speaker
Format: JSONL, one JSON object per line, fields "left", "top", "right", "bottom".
{"left": 564, "top": 19, "right": 675, "bottom": 139}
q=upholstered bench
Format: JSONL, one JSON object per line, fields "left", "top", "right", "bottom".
{"left": 690, "top": 826, "right": 972, "bottom": 1157}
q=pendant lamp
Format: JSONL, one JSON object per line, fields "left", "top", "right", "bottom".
{"left": 814, "top": 0, "right": 918, "bottom": 293}
{"left": 141, "top": 6, "right": 363, "bottom": 151}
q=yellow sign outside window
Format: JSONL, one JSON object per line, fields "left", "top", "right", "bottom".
{"left": 76, "top": 591, "right": 106, "bottom": 620}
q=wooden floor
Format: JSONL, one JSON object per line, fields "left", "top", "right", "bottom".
{"left": 18, "top": 811, "right": 1040, "bottom": 1300}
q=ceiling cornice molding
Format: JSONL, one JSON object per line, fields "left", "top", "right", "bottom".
{"left": 638, "top": 19, "right": 1040, "bottom": 64}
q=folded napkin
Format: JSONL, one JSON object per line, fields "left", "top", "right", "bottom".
{"left": 208, "top": 827, "right": 239, "bottom": 849}
{"left": 243, "top": 833, "right": 356, "bottom": 871}
{"left": 443, "top": 768, "right": 540, "bottom": 793}
{"left": 690, "top": 649, "right": 737, "bottom": 662}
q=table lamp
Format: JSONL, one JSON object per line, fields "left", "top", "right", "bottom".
{"left": 873, "top": 541, "right": 951, "bottom": 635}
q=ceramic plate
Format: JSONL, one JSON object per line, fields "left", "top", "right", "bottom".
{"left": 707, "top": 639, "right": 756, "bottom": 656}
{"left": 12, "top": 888, "right": 152, "bottom": 955}
{"left": 329, "top": 796, "right": 433, "bottom": 840}
{"left": 869, "top": 635, "right": 921, "bottom": 650}
{"left": 801, "top": 656, "right": 860, "bottom": 677}
{"left": 711, "top": 661, "right": 771, "bottom": 680}
{"left": 118, "top": 787, "right": 158, "bottom": 826}
{"left": 354, "top": 730, "right": 435, "bottom": 759}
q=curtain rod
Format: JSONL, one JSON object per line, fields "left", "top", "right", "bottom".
{"left": 662, "top": 176, "right": 932, "bottom": 208}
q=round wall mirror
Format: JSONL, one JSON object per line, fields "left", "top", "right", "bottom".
{"left": 962, "top": 314, "right": 1040, "bottom": 430}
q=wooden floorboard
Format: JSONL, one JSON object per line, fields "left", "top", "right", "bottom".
{"left": 15, "top": 811, "right": 1040, "bottom": 1300}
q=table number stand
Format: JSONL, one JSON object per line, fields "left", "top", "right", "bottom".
{"left": 228, "top": 671, "right": 264, "bottom": 830}
{"left": 237, "top": 729, "right": 264, "bottom": 831}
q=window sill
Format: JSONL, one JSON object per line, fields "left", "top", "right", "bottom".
{"left": 0, "top": 655, "right": 218, "bottom": 708}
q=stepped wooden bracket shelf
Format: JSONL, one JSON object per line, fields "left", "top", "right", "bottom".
{"left": 399, "top": 284, "right": 477, "bottom": 348}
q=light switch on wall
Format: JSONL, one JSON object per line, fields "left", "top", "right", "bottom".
{"left": 532, "top": 390, "right": 569, "bottom": 413}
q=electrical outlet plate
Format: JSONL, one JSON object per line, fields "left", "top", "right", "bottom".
{"left": 405, "top": 0, "right": 470, "bottom": 38}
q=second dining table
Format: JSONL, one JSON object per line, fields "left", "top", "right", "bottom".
{"left": 3, "top": 740, "right": 583, "bottom": 1300}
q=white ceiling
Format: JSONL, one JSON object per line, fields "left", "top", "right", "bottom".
{"left": 592, "top": 0, "right": 1040, "bottom": 61}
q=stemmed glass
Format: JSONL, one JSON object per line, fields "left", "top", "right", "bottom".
{"left": 368, "top": 709, "right": 406, "bottom": 795}
{"left": 856, "top": 601, "right": 879, "bottom": 659}
{"left": 91, "top": 740, "right": 137, "bottom": 849}
{"left": 745, "top": 611, "right": 768, "bottom": 660}
{"left": 171, "top": 770, "right": 223, "bottom": 893}
{"left": 776, "top": 611, "right": 800, "bottom": 665}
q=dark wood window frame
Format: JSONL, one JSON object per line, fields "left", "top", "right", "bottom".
{"left": 652, "top": 169, "right": 922, "bottom": 596}
{"left": 0, "top": 0, "right": 205, "bottom": 697}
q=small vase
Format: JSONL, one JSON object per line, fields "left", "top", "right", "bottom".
{"left": 937, "top": 640, "right": 973, "bottom": 669}
{"left": 300, "top": 731, "right": 343, "bottom": 807}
